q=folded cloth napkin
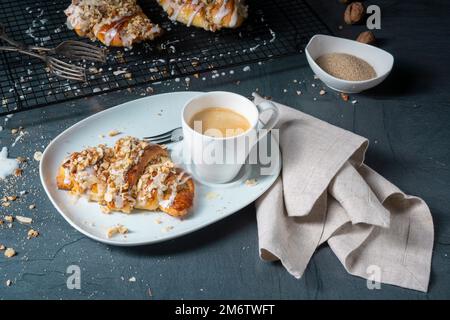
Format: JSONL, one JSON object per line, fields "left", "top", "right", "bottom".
{"left": 253, "top": 93, "right": 434, "bottom": 292}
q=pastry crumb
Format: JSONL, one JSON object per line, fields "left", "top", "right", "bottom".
{"left": 106, "top": 224, "right": 128, "bottom": 238}
{"left": 108, "top": 129, "right": 121, "bottom": 137}
{"left": 245, "top": 179, "right": 258, "bottom": 186}
{"left": 4, "top": 248, "right": 16, "bottom": 258}
{"left": 205, "top": 192, "right": 219, "bottom": 200}
{"left": 162, "top": 226, "right": 174, "bottom": 233}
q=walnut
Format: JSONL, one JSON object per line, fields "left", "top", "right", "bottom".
{"left": 356, "top": 31, "right": 376, "bottom": 45}
{"left": 344, "top": 2, "right": 365, "bottom": 25}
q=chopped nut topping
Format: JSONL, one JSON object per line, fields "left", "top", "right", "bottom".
{"left": 7, "top": 196, "right": 17, "bottom": 201}
{"left": 14, "top": 168, "right": 23, "bottom": 177}
{"left": 16, "top": 156, "right": 27, "bottom": 163}
{"left": 28, "top": 204, "right": 36, "bottom": 210}
{"left": 2, "top": 202, "right": 11, "bottom": 207}
{"left": 4, "top": 248, "right": 16, "bottom": 258}
{"left": 4, "top": 215, "right": 14, "bottom": 223}
{"left": 0, "top": 244, "right": 5, "bottom": 250}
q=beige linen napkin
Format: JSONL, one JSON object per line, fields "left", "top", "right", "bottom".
{"left": 253, "top": 93, "right": 434, "bottom": 292}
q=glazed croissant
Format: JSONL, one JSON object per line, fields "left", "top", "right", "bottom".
{"left": 56, "top": 137, "right": 194, "bottom": 217}
{"left": 156, "top": 0, "right": 248, "bottom": 31}
{"left": 64, "top": 0, "right": 162, "bottom": 47}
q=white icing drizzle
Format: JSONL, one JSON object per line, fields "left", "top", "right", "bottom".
{"left": 187, "top": 3, "right": 204, "bottom": 27}
{"left": 228, "top": 2, "right": 239, "bottom": 27}
{"left": 214, "top": 0, "right": 230, "bottom": 24}
{"left": 0, "top": 147, "right": 19, "bottom": 180}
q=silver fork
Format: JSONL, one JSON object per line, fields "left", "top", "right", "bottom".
{"left": 143, "top": 127, "right": 183, "bottom": 145}
{"left": 0, "top": 46, "right": 86, "bottom": 81}
{"left": 0, "top": 24, "right": 106, "bottom": 62}
{"left": 29, "top": 40, "right": 106, "bottom": 63}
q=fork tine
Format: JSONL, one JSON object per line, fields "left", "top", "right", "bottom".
{"left": 49, "top": 58, "right": 85, "bottom": 74}
{"left": 143, "top": 130, "right": 174, "bottom": 140}
{"left": 69, "top": 50, "right": 106, "bottom": 62}
{"left": 48, "top": 60, "right": 86, "bottom": 81}
{"left": 146, "top": 137, "right": 174, "bottom": 145}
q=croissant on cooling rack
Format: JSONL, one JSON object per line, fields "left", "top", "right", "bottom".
{"left": 57, "top": 136, "right": 194, "bottom": 217}
{"left": 64, "top": 0, "right": 162, "bottom": 47}
{"left": 156, "top": 0, "right": 248, "bottom": 31}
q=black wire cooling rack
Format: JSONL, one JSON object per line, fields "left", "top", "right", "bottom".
{"left": 0, "top": 0, "right": 330, "bottom": 116}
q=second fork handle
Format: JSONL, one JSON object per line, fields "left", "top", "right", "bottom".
{"left": 0, "top": 46, "right": 46, "bottom": 61}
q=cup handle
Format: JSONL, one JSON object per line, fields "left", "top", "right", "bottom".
{"left": 256, "top": 101, "right": 280, "bottom": 138}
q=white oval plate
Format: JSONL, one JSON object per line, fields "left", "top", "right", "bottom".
{"left": 40, "top": 92, "right": 281, "bottom": 246}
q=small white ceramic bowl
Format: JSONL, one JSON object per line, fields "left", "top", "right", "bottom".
{"left": 305, "top": 34, "right": 394, "bottom": 93}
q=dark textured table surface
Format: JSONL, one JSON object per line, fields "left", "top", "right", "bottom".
{"left": 1, "top": 0, "right": 449, "bottom": 299}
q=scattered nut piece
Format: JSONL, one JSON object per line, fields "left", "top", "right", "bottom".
{"left": 11, "top": 128, "right": 18, "bottom": 134}
{"left": 0, "top": 219, "right": 3, "bottom": 225}
{"left": 344, "top": 2, "right": 365, "bottom": 25}
{"left": 2, "top": 202, "right": 11, "bottom": 207}
{"left": 340, "top": 93, "right": 350, "bottom": 101}
{"left": 14, "top": 168, "right": 23, "bottom": 177}
{"left": 4, "top": 248, "right": 16, "bottom": 258}
{"left": 0, "top": 244, "right": 5, "bottom": 250}
{"left": 106, "top": 224, "right": 128, "bottom": 238}
{"left": 33, "top": 151, "right": 43, "bottom": 161}
{"left": 356, "top": 31, "right": 376, "bottom": 45}
{"left": 6, "top": 280, "right": 12, "bottom": 287}
{"left": 108, "top": 130, "right": 121, "bottom": 137}
{"left": 7, "top": 196, "right": 17, "bottom": 201}
{"left": 319, "top": 89, "right": 326, "bottom": 96}
{"left": 129, "top": 276, "right": 136, "bottom": 282}
{"left": 29, "top": 204, "right": 36, "bottom": 210}
{"left": 16, "top": 157, "right": 27, "bottom": 163}
{"left": 16, "top": 215, "right": 33, "bottom": 225}
{"left": 4, "top": 215, "right": 14, "bottom": 223}
{"left": 27, "top": 229, "right": 39, "bottom": 239}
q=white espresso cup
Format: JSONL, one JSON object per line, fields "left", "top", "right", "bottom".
{"left": 181, "top": 91, "right": 279, "bottom": 183}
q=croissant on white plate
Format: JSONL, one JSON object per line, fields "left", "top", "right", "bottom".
{"left": 156, "top": 0, "right": 248, "bottom": 31}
